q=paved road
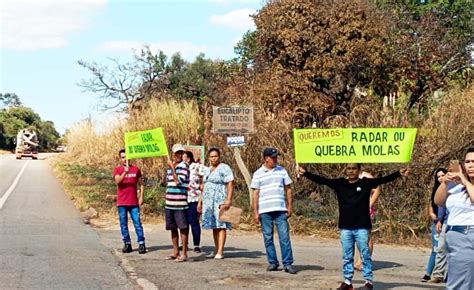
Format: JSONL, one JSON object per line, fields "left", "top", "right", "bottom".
{"left": 0, "top": 154, "right": 133, "bottom": 289}
{"left": 96, "top": 219, "right": 445, "bottom": 289}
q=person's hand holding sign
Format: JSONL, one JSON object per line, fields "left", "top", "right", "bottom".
{"left": 296, "top": 165, "right": 306, "bottom": 176}
{"left": 399, "top": 167, "right": 410, "bottom": 177}
{"left": 167, "top": 157, "right": 175, "bottom": 169}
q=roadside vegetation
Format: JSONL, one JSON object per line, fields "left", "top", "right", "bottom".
{"left": 55, "top": 0, "right": 473, "bottom": 244}
{"left": 0, "top": 93, "right": 61, "bottom": 151}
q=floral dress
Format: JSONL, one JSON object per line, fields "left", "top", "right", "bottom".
{"left": 202, "top": 163, "right": 234, "bottom": 230}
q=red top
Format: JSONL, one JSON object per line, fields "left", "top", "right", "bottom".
{"left": 113, "top": 165, "right": 142, "bottom": 206}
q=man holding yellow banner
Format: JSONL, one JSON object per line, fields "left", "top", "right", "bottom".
{"left": 297, "top": 164, "right": 410, "bottom": 290}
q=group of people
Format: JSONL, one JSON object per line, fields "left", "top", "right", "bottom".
{"left": 112, "top": 144, "right": 474, "bottom": 290}
{"left": 113, "top": 145, "right": 236, "bottom": 262}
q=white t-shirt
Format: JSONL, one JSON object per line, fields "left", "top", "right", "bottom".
{"left": 446, "top": 184, "right": 474, "bottom": 226}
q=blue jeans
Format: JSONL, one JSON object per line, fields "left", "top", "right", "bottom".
{"left": 260, "top": 211, "right": 294, "bottom": 267}
{"left": 187, "top": 202, "right": 201, "bottom": 246}
{"left": 340, "top": 229, "right": 372, "bottom": 282}
{"left": 425, "top": 222, "right": 439, "bottom": 275}
{"left": 118, "top": 206, "right": 145, "bottom": 245}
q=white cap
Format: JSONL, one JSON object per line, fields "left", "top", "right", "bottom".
{"left": 172, "top": 143, "right": 185, "bottom": 153}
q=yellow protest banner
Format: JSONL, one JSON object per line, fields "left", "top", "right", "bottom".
{"left": 294, "top": 128, "right": 417, "bottom": 163}
{"left": 125, "top": 128, "right": 169, "bottom": 159}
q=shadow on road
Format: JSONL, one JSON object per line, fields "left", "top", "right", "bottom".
{"left": 146, "top": 245, "right": 173, "bottom": 253}
{"left": 373, "top": 260, "right": 403, "bottom": 270}
{"left": 372, "top": 281, "right": 444, "bottom": 289}
{"left": 295, "top": 264, "right": 325, "bottom": 272}
{"left": 199, "top": 246, "right": 265, "bottom": 258}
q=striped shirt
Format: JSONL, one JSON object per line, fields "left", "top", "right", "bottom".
{"left": 251, "top": 165, "right": 292, "bottom": 214}
{"left": 166, "top": 161, "right": 189, "bottom": 210}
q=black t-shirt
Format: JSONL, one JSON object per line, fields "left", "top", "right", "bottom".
{"left": 303, "top": 171, "right": 402, "bottom": 230}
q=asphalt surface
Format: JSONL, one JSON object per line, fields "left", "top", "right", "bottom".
{"left": 96, "top": 221, "right": 445, "bottom": 290}
{"left": 0, "top": 154, "right": 133, "bottom": 289}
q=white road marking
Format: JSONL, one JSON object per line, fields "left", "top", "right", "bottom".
{"left": 0, "top": 160, "right": 30, "bottom": 209}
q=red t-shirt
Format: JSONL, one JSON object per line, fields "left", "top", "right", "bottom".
{"left": 113, "top": 165, "right": 142, "bottom": 206}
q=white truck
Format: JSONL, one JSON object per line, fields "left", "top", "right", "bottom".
{"left": 15, "top": 128, "right": 39, "bottom": 160}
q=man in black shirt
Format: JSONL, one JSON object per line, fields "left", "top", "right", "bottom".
{"left": 297, "top": 164, "right": 409, "bottom": 290}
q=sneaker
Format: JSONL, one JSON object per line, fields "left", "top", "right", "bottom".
{"left": 359, "top": 282, "right": 374, "bottom": 290}
{"left": 194, "top": 246, "right": 201, "bottom": 253}
{"left": 122, "top": 243, "right": 132, "bottom": 253}
{"left": 284, "top": 265, "right": 297, "bottom": 274}
{"left": 421, "top": 274, "right": 430, "bottom": 282}
{"left": 266, "top": 264, "right": 279, "bottom": 271}
{"left": 337, "top": 282, "right": 354, "bottom": 290}
{"left": 138, "top": 244, "right": 147, "bottom": 254}
{"left": 428, "top": 277, "right": 443, "bottom": 283}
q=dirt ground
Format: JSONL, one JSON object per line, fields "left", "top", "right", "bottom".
{"left": 92, "top": 218, "right": 444, "bottom": 290}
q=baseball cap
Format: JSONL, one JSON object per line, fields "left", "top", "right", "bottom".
{"left": 172, "top": 144, "right": 185, "bottom": 153}
{"left": 263, "top": 147, "right": 279, "bottom": 158}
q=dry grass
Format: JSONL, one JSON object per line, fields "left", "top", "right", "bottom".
{"left": 64, "top": 98, "right": 202, "bottom": 178}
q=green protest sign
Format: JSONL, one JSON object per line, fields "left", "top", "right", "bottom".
{"left": 294, "top": 128, "right": 417, "bottom": 163}
{"left": 125, "top": 128, "right": 169, "bottom": 159}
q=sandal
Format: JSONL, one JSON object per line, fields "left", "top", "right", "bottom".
{"left": 175, "top": 256, "right": 187, "bottom": 262}
{"left": 165, "top": 255, "right": 178, "bottom": 260}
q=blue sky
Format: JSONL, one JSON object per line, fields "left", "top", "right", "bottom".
{"left": 0, "top": 0, "right": 263, "bottom": 134}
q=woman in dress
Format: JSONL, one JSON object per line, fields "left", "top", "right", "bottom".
{"left": 198, "top": 147, "right": 234, "bottom": 259}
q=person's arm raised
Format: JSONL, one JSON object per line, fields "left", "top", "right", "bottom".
{"left": 447, "top": 171, "right": 474, "bottom": 202}
{"left": 370, "top": 168, "right": 409, "bottom": 187}
{"left": 434, "top": 178, "right": 449, "bottom": 206}
{"left": 114, "top": 166, "right": 128, "bottom": 184}
{"left": 296, "top": 165, "right": 335, "bottom": 187}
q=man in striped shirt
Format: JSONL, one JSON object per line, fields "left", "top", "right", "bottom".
{"left": 251, "top": 147, "right": 297, "bottom": 274}
{"left": 165, "top": 144, "right": 190, "bottom": 262}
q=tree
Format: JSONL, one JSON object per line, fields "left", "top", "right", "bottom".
{"left": 36, "top": 120, "right": 60, "bottom": 149}
{"left": 0, "top": 106, "right": 59, "bottom": 150}
{"left": 79, "top": 46, "right": 234, "bottom": 111}
{"left": 251, "top": 0, "right": 396, "bottom": 125}
{"left": 372, "top": 0, "right": 473, "bottom": 110}
{"left": 0, "top": 93, "right": 22, "bottom": 108}
{"left": 234, "top": 30, "right": 260, "bottom": 69}
{"left": 168, "top": 53, "right": 223, "bottom": 102}
{"left": 78, "top": 46, "right": 170, "bottom": 112}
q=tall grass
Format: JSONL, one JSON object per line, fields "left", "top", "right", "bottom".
{"left": 65, "top": 99, "right": 201, "bottom": 173}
